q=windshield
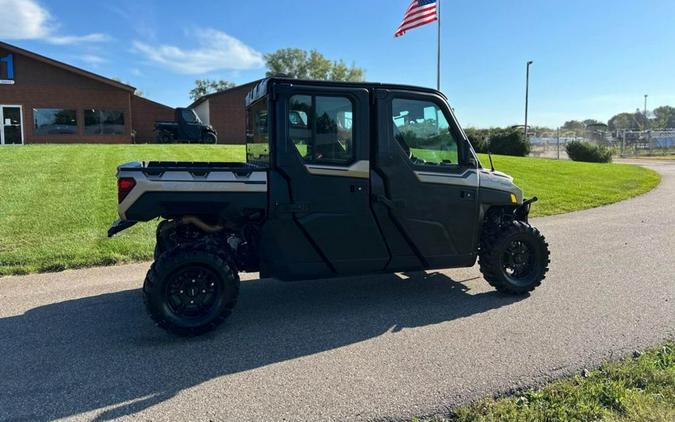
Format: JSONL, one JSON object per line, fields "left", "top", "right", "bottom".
{"left": 246, "top": 98, "right": 269, "bottom": 166}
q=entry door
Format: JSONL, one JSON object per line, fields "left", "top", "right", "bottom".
{"left": 373, "top": 89, "right": 479, "bottom": 269}
{"left": 269, "top": 84, "right": 389, "bottom": 278}
{"left": 0, "top": 106, "right": 23, "bottom": 145}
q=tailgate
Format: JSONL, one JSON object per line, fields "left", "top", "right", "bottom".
{"left": 115, "top": 161, "right": 268, "bottom": 222}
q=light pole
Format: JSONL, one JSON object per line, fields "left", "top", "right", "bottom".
{"left": 524, "top": 60, "right": 533, "bottom": 141}
{"left": 644, "top": 94, "right": 650, "bottom": 152}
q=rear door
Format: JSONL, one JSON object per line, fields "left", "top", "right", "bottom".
{"left": 266, "top": 83, "right": 389, "bottom": 278}
{"left": 372, "top": 89, "right": 479, "bottom": 269}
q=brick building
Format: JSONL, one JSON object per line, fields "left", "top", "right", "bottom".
{"left": 189, "top": 81, "right": 259, "bottom": 144}
{"left": 0, "top": 41, "right": 173, "bottom": 145}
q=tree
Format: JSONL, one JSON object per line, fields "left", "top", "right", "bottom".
{"left": 608, "top": 112, "right": 638, "bottom": 131}
{"left": 330, "top": 60, "right": 364, "bottom": 81}
{"left": 189, "top": 79, "right": 236, "bottom": 101}
{"left": 651, "top": 106, "right": 675, "bottom": 129}
{"left": 264, "top": 48, "right": 365, "bottom": 82}
{"left": 561, "top": 120, "right": 585, "bottom": 134}
{"left": 582, "top": 119, "right": 601, "bottom": 127}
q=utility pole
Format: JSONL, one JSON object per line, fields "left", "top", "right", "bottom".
{"left": 524, "top": 60, "right": 533, "bottom": 141}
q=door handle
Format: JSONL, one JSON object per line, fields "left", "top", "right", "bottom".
{"left": 460, "top": 190, "right": 475, "bottom": 200}
{"left": 372, "top": 194, "right": 405, "bottom": 209}
{"left": 350, "top": 184, "right": 366, "bottom": 193}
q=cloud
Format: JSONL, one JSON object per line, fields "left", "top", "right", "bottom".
{"left": 0, "top": 0, "right": 52, "bottom": 39}
{"left": 0, "top": 0, "right": 109, "bottom": 45}
{"left": 133, "top": 29, "right": 264, "bottom": 74}
{"left": 79, "top": 54, "right": 107, "bottom": 66}
{"left": 47, "top": 33, "right": 111, "bottom": 45}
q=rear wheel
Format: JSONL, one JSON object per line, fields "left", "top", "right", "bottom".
{"left": 143, "top": 245, "right": 239, "bottom": 336}
{"left": 154, "top": 220, "right": 205, "bottom": 260}
{"left": 479, "top": 221, "right": 550, "bottom": 294}
{"left": 154, "top": 220, "right": 174, "bottom": 260}
{"left": 156, "top": 131, "right": 174, "bottom": 144}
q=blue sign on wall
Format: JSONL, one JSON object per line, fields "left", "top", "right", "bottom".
{"left": 0, "top": 53, "right": 15, "bottom": 84}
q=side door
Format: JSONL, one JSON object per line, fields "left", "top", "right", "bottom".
{"left": 264, "top": 84, "right": 389, "bottom": 279}
{"left": 373, "top": 89, "right": 479, "bottom": 269}
{"left": 179, "top": 109, "right": 203, "bottom": 141}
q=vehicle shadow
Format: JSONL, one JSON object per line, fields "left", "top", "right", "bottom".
{"left": 1, "top": 271, "right": 525, "bottom": 421}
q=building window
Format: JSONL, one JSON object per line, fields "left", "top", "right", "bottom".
{"left": 33, "top": 109, "right": 78, "bottom": 135}
{"left": 84, "top": 109, "right": 125, "bottom": 135}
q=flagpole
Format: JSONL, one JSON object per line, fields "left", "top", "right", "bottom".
{"left": 436, "top": 0, "right": 441, "bottom": 91}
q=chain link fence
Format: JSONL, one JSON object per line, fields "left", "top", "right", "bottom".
{"left": 529, "top": 129, "right": 675, "bottom": 159}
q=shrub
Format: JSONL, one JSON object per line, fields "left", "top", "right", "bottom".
{"left": 488, "top": 129, "right": 531, "bottom": 156}
{"left": 566, "top": 141, "right": 613, "bottom": 163}
{"left": 465, "top": 128, "right": 489, "bottom": 153}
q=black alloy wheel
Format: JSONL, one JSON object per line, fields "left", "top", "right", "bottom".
{"left": 143, "top": 245, "right": 239, "bottom": 336}
{"left": 479, "top": 220, "right": 550, "bottom": 294}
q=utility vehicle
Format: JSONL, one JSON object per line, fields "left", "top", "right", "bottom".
{"left": 155, "top": 107, "right": 217, "bottom": 144}
{"left": 109, "top": 78, "right": 550, "bottom": 336}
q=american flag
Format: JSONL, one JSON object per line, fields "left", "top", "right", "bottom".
{"left": 394, "top": 0, "right": 438, "bottom": 37}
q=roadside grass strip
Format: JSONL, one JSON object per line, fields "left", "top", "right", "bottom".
{"left": 415, "top": 342, "right": 674, "bottom": 421}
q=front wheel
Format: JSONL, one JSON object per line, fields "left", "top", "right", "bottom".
{"left": 143, "top": 245, "right": 239, "bottom": 336}
{"left": 479, "top": 221, "right": 550, "bottom": 294}
{"left": 202, "top": 133, "right": 217, "bottom": 144}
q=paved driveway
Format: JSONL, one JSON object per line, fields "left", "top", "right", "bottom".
{"left": 1, "top": 161, "right": 673, "bottom": 421}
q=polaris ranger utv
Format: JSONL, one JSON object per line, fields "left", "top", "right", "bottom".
{"left": 154, "top": 108, "right": 217, "bottom": 144}
{"left": 109, "top": 78, "right": 550, "bottom": 336}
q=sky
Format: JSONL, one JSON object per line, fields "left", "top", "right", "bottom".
{"left": 1, "top": 0, "right": 674, "bottom": 128}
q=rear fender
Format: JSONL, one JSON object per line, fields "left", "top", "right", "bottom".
{"left": 108, "top": 219, "right": 137, "bottom": 237}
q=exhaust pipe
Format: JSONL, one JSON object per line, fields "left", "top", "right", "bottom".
{"left": 181, "top": 216, "right": 224, "bottom": 233}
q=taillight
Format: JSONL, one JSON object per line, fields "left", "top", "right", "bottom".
{"left": 117, "top": 177, "right": 136, "bottom": 203}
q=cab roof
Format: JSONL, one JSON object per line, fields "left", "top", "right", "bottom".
{"left": 245, "top": 77, "right": 447, "bottom": 106}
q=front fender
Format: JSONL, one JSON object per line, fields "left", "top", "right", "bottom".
{"left": 514, "top": 197, "right": 538, "bottom": 222}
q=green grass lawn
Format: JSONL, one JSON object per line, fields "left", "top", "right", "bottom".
{"left": 415, "top": 342, "right": 674, "bottom": 421}
{"left": 479, "top": 154, "right": 661, "bottom": 216}
{"left": 0, "top": 145, "right": 242, "bottom": 276}
{"left": 0, "top": 145, "right": 660, "bottom": 276}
